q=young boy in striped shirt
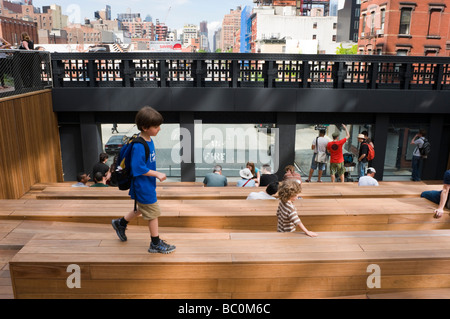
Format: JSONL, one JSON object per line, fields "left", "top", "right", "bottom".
{"left": 276, "top": 179, "right": 318, "bottom": 237}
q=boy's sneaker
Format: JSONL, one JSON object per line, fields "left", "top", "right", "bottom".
{"left": 148, "top": 240, "right": 176, "bottom": 254}
{"left": 111, "top": 219, "right": 127, "bottom": 242}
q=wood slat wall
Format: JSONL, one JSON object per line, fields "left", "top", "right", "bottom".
{"left": 0, "top": 90, "right": 63, "bottom": 199}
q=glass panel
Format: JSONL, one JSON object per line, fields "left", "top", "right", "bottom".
{"left": 384, "top": 125, "right": 429, "bottom": 179}
{"left": 295, "top": 124, "right": 375, "bottom": 182}
{"left": 193, "top": 122, "right": 277, "bottom": 181}
{"left": 101, "top": 123, "right": 181, "bottom": 180}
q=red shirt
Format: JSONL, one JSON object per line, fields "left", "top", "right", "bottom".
{"left": 327, "top": 138, "right": 347, "bottom": 163}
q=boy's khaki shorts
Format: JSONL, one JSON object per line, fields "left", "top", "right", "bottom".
{"left": 137, "top": 202, "right": 161, "bottom": 220}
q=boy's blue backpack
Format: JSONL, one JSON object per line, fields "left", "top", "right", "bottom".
{"left": 113, "top": 134, "right": 150, "bottom": 191}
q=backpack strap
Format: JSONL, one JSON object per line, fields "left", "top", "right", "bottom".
{"left": 129, "top": 136, "right": 150, "bottom": 212}
{"left": 131, "top": 136, "right": 150, "bottom": 162}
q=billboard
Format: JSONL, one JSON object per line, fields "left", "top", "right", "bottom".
{"left": 148, "top": 41, "right": 182, "bottom": 52}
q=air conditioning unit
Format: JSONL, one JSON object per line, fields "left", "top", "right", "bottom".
{"left": 376, "top": 29, "right": 384, "bottom": 36}
{"left": 360, "top": 32, "right": 365, "bottom": 38}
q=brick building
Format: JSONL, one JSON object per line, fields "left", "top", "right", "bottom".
{"left": 0, "top": 15, "right": 37, "bottom": 47}
{"left": 358, "top": 0, "right": 450, "bottom": 56}
{"left": 0, "top": 0, "right": 53, "bottom": 32}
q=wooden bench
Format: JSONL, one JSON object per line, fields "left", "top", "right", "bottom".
{"left": 32, "top": 182, "right": 443, "bottom": 200}
{"left": 9, "top": 221, "right": 450, "bottom": 299}
{"left": 1, "top": 196, "right": 449, "bottom": 231}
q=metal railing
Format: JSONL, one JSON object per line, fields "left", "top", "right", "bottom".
{"left": 0, "top": 49, "right": 52, "bottom": 98}
{"left": 50, "top": 53, "right": 450, "bottom": 90}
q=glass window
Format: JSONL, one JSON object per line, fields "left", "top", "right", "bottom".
{"left": 101, "top": 123, "right": 181, "bottom": 179}
{"left": 384, "top": 125, "right": 429, "bottom": 179}
{"left": 399, "top": 8, "right": 412, "bottom": 35}
{"left": 294, "top": 124, "right": 372, "bottom": 182}
{"left": 193, "top": 123, "right": 277, "bottom": 181}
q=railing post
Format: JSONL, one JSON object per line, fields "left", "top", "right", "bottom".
{"left": 400, "top": 63, "right": 412, "bottom": 90}
{"left": 434, "top": 64, "right": 444, "bottom": 91}
{"left": 264, "top": 60, "right": 275, "bottom": 88}
{"left": 159, "top": 59, "right": 168, "bottom": 87}
{"left": 193, "top": 59, "right": 206, "bottom": 87}
{"left": 335, "top": 62, "right": 346, "bottom": 89}
{"left": 231, "top": 60, "right": 238, "bottom": 88}
{"left": 122, "top": 59, "right": 134, "bottom": 87}
{"left": 369, "top": 62, "right": 379, "bottom": 89}
{"left": 87, "top": 60, "right": 96, "bottom": 87}
{"left": 301, "top": 60, "right": 310, "bottom": 88}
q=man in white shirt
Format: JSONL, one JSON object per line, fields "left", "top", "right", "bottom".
{"left": 305, "top": 129, "right": 330, "bottom": 183}
{"left": 358, "top": 167, "right": 379, "bottom": 186}
{"left": 246, "top": 182, "right": 279, "bottom": 200}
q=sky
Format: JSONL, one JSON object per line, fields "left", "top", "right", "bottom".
{"left": 31, "top": 0, "right": 256, "bottom": 34}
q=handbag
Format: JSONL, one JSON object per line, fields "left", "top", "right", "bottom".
{"left": 314, "top": 137, "right": 328, "bottom": 163}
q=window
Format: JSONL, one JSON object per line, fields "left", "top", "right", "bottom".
{"left": 312, "top": 34, "right": 317, "bottom": 40}
{"left": 399, "top": 8, "right": 412, "bottom": 35}
{"left": 427, "top": 7, "right": 443, "bottom": 37}
{"left": 313, "top": 22, "right": 317, "bottom": 29}
{"left": 370, "top": 12, "right": 375, "bottom": 35}
{"left": 380, "top": 9, "right": 385, "bottom": 31}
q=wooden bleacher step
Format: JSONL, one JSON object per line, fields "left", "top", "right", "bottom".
{"left": 1, "top": 197, "right": 449, "bottom": 231}
{"left": 9, "top": 222, "right": 450, "bottom": 299}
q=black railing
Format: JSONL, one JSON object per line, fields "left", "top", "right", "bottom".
{"left": 50, "top": 53, "right": 450, "bottom": 90}
{"left": 0, "top": 49, "right": 52, "bottom": 98}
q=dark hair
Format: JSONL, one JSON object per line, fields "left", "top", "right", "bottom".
{"left": 266, "top": 182, "right": 279, "bottom": 196}
{"left": 99, "top": 152, "right": 109, "bottom": 162}
{"left": 93, "top": 171, "right": 105, "bottom": 183}
{"left": 419, "top": 129, "right": 427, "bottom": 137}
{"left": 135, "top": 106, "right": 164, "bottom": 131}
{"left": 76, "top": 172, "right": 87, "bottom": 182}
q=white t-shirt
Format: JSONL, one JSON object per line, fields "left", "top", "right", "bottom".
{"left": 413, "top": 137, "right": 424, "bottom": 157}
{"left": 312, "top": 136, "right": 330, "bottom": 154}
{"left": 246, "top": 192, "right": 276, "bottom": 200}
{"left": 358, "top": 176, "right": 379, "bottom": 186}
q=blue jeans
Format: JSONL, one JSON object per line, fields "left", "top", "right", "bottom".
{"left": 421, "top": 190, "right": 442, "bottom": 204}
{"left": 411, "top": 155, "right": 423, "bottom": 181}
{"left": 358, "top": 161, "right": 367, "bottom": 178}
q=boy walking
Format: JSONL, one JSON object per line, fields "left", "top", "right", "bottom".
{"left": 112, "top": 106, "right": 176, "bottom": 254}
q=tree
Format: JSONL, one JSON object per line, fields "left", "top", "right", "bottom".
{"left": 336, "top": 43, "right": 358, "bottom": 55}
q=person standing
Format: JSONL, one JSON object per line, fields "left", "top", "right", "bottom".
{"left": 410, "top": 129, "right": 427, "bottom": 182}
{"left": 357, "top": 134, "right": 369, "bottom": 179}
{"left": 327, "top": 124, "right": 349, "bottom": 183}
{"left": 305, "top": 129, "right": 329, "bottom": 183}
{"left": 0, "top": 37, "right": 11, "bottom": 89}
{"left": 112, "top": 106, "right": 176, "bottom": 254}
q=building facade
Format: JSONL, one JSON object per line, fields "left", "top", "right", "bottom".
{"left": 358, "top": 0, "right": 450, "bottom": 56}
{"left": 221, "top": 6, "right": 242, "bottom": 52}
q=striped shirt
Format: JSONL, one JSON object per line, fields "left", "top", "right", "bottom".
{"left": 277, "top": 200, "right": 301, "bottom": 232}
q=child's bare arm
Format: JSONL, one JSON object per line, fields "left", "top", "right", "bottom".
{"left": 143, "top": 170, "right": 167, "bottom": 182}
{"left": 297, "top": 222, "right": 318, "bottom": 237}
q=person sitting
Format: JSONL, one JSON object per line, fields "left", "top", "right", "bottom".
{"left": 358, "top": 167, "right": 379, "bottom": 186}
{"left": 236, "top": 168, "right": 256, "bottom": 187}
{"left": 247, "top": 182, "right": 279, "bottom": 200}
{"left": 72, "top": 172, "right": 90, "bottom": 187}
{"left": 421, "top": 169, "right": 450, "bottom": 219}
{"left": 203, "top": 165, "right": 228, "bottom": 187}
{"left": 90, "top": 171, "right": 109, "bottom": 187}
{"left": 246, "top": 161, "right": 260, "bottom": 186}
{"left": 283, "top": 165, "right": 302, "bottom": 183}
{"left": 259, "top": 164, "right": 278, "bottom": 187}
{"left": 92, "top": 152, "right": 109, "bottom": 179}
